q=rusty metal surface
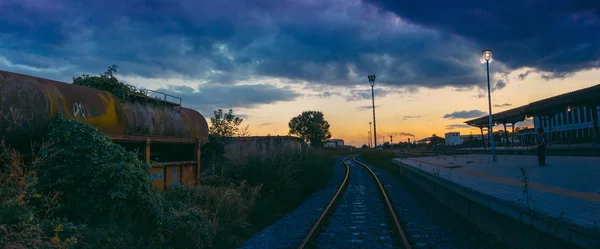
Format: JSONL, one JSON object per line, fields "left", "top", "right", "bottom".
{"left": 149, "top": 167, "right": 166, "bottom": 191}
{"left": 151, "top": 161, "right": 196, "bottom": 167}
{"left": 107, "top": 134, "right": 197, "bottom": 144}
{"left": 181, "top": 166, "right": 195, "bottom": 186}
{"left": 165, "top": 166, "right": 181, "bottom": 188}
{"left": 0, "top": 70, "right": 208, "bottom": 147}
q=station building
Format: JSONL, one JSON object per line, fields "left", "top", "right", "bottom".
{"left": 465, "top": 84, "right": 600, "bottom": 148}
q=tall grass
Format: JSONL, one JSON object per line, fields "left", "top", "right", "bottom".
{"left": 209, "top": 141, "right": 336, "bottom": 236}
{"left": 361, "top": 150, "right": 399, "bottom": 174}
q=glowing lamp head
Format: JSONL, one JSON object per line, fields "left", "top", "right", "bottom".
{"left": 482, "top": 50, "right": 492, "bottom": 61}
{"left": 567, "top": 106, "right": 571, "bottom": 112}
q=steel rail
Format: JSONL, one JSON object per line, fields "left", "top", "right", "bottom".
{"left": 352, "top": 155, "right": 413, "bottom": 249}
{"left": 297, "top": 155, "right": 351, "bottom": 249}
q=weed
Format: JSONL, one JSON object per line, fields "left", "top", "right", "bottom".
{"left": 519, "top": 167, "right": 537, "bottom": 226}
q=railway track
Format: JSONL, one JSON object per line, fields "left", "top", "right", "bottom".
{"left": 297, "top": 155, "right": 412, "bottom": 249}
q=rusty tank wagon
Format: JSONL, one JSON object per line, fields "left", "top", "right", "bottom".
{"left": 0, "top": 70, "right": 209, "bottom": 191}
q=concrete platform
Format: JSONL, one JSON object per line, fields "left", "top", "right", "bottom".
{"left": 459, "top": 143, "right": 597, "bottom": 151}
{"left": 393, "top": 154, "right": 600, "bottom": 249}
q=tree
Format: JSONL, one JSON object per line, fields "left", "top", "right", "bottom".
{"left": 209, "top": 109, "right": 246, "bottom": 137}
{"left": 288, "top": 111, "right": 332, "bottom": 147}
{"left": 238, "top": 124, "right": 252, "bottom": 137}
{"left": 73, "top": 65, "right": 136, "bottom": 100}
{"left": 361, "top": 144, "right": 369, "bottom": 149}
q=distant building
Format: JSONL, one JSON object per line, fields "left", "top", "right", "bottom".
{"left": 224, "top": 136, "right": 306, "bottom": 159}
{"left": 325, "top": 139, "right": 345, "bottom": 148}
{"left": 416, "top": 134, "right": 445, "bottom": 145}
{"left": 445, "top": 132, "right": 463, "bottom": 146}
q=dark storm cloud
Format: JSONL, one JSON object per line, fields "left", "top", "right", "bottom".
{"left": 445, "top": 124, "right": 473, "bottom": 129}
{"left": 156, "top": 83, "right": 301, "bottom": 115}
{"left": 493, "top": 80, "right": 507, "bottom": 91}
{"left": 443, "top": 110, "right": 487, "bottom": 119}
{"left": 0, "top": 0, "right": 492, "bottom": 90}
{"left": 364, "top": 0, "right": 600, "bottom": 79}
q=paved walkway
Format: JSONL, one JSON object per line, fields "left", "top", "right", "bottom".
{"left": 394, "top": 154, "right": 600, "bottom": 229}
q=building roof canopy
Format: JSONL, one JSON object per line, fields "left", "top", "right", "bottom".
{"left": 465, "top": 84, "right": 600, "bottom": 127}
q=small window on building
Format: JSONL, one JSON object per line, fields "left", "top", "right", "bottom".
{"left": 553, "top": 115, "right": 557, "bottom": 126}
{"left": 586, "top": 107, "right": 592, "bottom": 122}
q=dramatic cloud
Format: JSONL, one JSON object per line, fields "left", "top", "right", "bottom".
{"left": 356, "top": 105, "right": 381, "bottom": 111}
{"left": 443, "top": 110, "right": 486, "bottom": 119}
{"left": 0, "top": 0, "right": 494, "bottom": 90}
{"left": 364, "top": 0, "right": 600, "bottom": 79}
{"left": 402, "top": 115, "right": 421, "bottom": 120}
{"left": 156, "top": 83, "right": 301, "bottom": 115}
{"left": 445, "top": 124, "right": 473, "bottom": 129}
{"left": 259, "top": 122, "right": 272, "bottom": 126}
{"left": 493, "top": 80, "right": 506, "bottom": 91}
{"left": 494, "top": 103, "right": 512, "bottom": 108}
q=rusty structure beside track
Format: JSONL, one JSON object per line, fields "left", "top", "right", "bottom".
{"left": 0, "top": 70, "right": 209, "bottom": 191}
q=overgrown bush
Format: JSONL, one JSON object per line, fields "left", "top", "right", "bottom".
{"left": 72, "top": 65, "right": 134, "bottom": 100}
{"left": 36, "top": 115, "right": 160, "bottom": 233}
{"left": 1, "top": 115, "right": 337, "bottom": 248}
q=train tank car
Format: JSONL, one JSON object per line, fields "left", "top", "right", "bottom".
{"left": 0, "top": 70, "right": 209, "bottom": 191}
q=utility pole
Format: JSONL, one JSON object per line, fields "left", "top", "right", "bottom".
{"left": 368, "top": 75, "right": 377, "bottom": 148}
{"left": 369, "top": 122, "right": 372, "bottom": 148}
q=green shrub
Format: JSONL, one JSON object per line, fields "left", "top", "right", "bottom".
{"left": 156, "top": 182, "right": 260, "bottom": 249}
{"left": 1, "top": 115, "right": 337, "bottom": 249}
{"left": 35, "top": 115, "right": 160, "bottom": 232}
{"left": 72, "top": 65, "right": 134, "bottom": 100}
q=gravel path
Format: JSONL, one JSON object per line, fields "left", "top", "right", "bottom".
{"left": 238, "top": 157, "right": 347, "bottom": 249}
{"left": 314, "top": 157, "right": 397, "bottom": 249}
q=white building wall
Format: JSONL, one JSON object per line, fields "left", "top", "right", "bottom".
{"left": 445, "top": 132, "right": 463, "bottom": 146}
{"left": 532, "top": 105, "right": 599, "bottom": 140}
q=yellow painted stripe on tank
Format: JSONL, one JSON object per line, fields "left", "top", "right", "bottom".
{"left": 81, "top": 93, "right": 124, "bottom": 134}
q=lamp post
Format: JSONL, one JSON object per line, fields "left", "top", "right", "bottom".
{"left": 368, "top": 75, "right": 377, "bottom": 148}
{"left": 367, "top": 131, "right": 371, "bottom": 148}
{"left": 369, "top": 122, "right": 373, "bottom": 148}
{"left": 567, "top": 107, "right": 572, "bottom": 149}
{"left": 483, "top": 50, "right": 497, "bottom": 162}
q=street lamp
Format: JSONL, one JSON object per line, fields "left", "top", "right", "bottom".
{"left": 369, "top": 122, "right": 373, "bottom": 148}
{"left": 567, "top": 106, "right": 572, "bottom": 149}
{"left": 483, "top": 49, "right": 497, "bottom": 162}
{"left": 368, "top": 74, "right": 377, "bottom": 148}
